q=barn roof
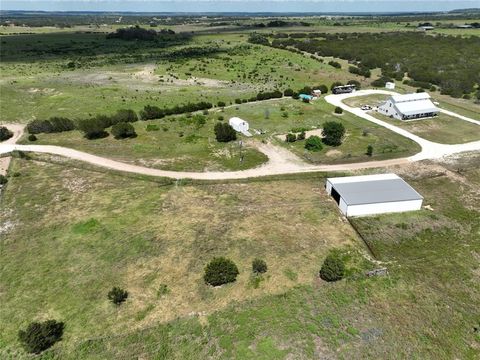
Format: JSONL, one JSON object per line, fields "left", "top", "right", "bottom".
{"left": 328, "top": 174, "right": 423, "bottom": 206}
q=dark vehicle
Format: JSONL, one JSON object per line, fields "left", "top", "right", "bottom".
{"left": 332, "top": 84, "right": 356, "bottom": 94}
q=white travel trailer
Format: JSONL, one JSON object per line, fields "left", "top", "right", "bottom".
{"left": 229, "top": 117, "right": 249, "bottom": 133}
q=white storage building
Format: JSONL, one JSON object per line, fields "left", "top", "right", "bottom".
{"left": 325, "top": 174, "right": 423, "bottom": 217}
{"left": 229, "top": 117, "right": 249, "bottom": 133}
{"left": 385, "top": 82, "right": 395, "bottom": 90}
{"left": 378, "top": 92, "right": 439, "bottom": 120}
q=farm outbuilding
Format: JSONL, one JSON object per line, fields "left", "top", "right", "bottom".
{"left": 325, "top": 174, "right": 423, "bottom": 217}
{"left": 229, "top": 117, "right": 249, "bottom": 133}
{"left": 385, "top": 82, "right": 395, "bottom": 90}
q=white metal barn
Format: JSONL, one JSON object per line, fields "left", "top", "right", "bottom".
{"left": 229, "top": 117, "right": 249, "bottom": 133}
{"left": 378, "top": 93, "right": 439, "bottom": 120}
{"left": 325, "top": 174, "right": 423, "bottom": 217}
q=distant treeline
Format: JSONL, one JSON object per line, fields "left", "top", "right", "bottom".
{"left": 106, "top": 26, "right": 176, "bottom": 41}
{"left": 254, "top": 32, "right": 480, "bottom": 98}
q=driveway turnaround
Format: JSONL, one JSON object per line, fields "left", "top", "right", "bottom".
{"left": 1, "top": 90, "right": 479, "bottom": 180}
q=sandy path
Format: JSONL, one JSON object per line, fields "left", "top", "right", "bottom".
{"left": 0, "top": 124, "right": 25, "bottom": 175}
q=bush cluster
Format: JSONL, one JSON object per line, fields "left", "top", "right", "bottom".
{"left": 27, "top": 117, "right": 75, "bottom": 135}
{"left": 18, "top": 320, "right": 64, "bottom": 354}
{"left": 328, "top": 60, "right": 341, "bottom": 69}
{"left": 349, "top": 65, "right": 371, "bottom": 78}
{"left": 204, "top": 257, "right": 239, "bottom": 286}
{"left": 286, "top": 131, "right": 306, "bottom": 143}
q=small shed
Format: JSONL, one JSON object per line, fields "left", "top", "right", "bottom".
{"left": 325, "top": 174, "right": 423, "bottom": 217}
{"left": 385, "top": 82, "right": 395, "bottom": 90}
{"left": 229, "top": 117, "right": 249, "bottom": 133}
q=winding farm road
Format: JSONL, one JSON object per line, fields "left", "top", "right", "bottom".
{"left": 1, "top": 90, "right": 479, "bottom": 180}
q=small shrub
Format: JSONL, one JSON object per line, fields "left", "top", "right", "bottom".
{"left": 297, "top": 131, "right": 306, "bottom": 141}
{"left": 234, "top": 98, "right": 242, "bottom": 104}
{"left": 107, "top": 287, "right": 128, "bottom": 305}
{"left": 217, "top": 115, "right": 224, "bottom": 121}
{"left": 322, "top": 121, "right": 345, "bottom": 146}
{"left": 28, "top": 134, "right": 38, "bottom": 141}
{"left": 0, "top": 126, "right": 13, "bottom": 141}
{"left": 285, "top": 133, "right": 296, "bottom": 143}
{"left": 366, "top": 145, "right": 373, "bottom": 156}
{"left": 217, "top": 101, "right": 226, "bottom": 107}
{"left": 111, "top": 122, "right": 137, "bottom": 139}
{"left": 319, "top": 254, "right": 345, "bottom": 282}
{"left": 0, "top": 174, "right": 7, "bottom": 185}
{"left": 334, "top": 106, "right": 343, "bottom": 114}
{"left": 204, "top": 257, "right": 239, "bottom": 286}
{"left": 252, "top": 259, "right": 268, "bottom": 274}
{"left": 305, "top": 135, "right": 323, "bottom": 152}
{"left": 18, "top": 320, "right": 64, "bottom": 354}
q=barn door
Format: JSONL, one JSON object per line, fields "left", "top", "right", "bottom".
{"left": 331, "top": 187, "right": 341, "bottom": 205}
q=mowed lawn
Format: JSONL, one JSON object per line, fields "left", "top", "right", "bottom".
{"left": 0, "top": 157, "right": 361, "bottom": 357}
{"left": 371, "top": 112, "right": 480, "bottom": 144}
{"left": 223, "top": 98, "right": 421, "bottom": 164}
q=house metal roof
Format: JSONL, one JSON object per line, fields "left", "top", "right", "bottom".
{"left": 328, "top": 174, "right": 423, "bottom": 206}
{"left": 391, "top": 93, "right": 431, "bottom": 103}
{"left": 394, "top": 100, "right": 439, "bottom": 116}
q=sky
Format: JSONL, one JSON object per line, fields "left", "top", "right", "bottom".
{"left": 1, "top": 0, "right": 479, "bottom": 13}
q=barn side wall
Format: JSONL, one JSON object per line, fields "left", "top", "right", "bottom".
{"left": 346, "top": 199, "right": 423, "bottom": 217}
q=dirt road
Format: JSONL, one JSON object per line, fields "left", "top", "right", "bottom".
{"left": 1, "top": 90, "right": 479, "bottom": 180}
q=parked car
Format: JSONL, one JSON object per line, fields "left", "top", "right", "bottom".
{"left": 361, "top": 105, "right": 372, "bottom": 110}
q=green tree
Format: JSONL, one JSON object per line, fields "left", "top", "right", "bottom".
{"left": 334, "top": 106, "right": 343, "bottom": 114}
{"left": 77, "top": 118, "right": 108, "bottom": 139}
{"left": 18, "top": 320, "right": 64, "bottom": 354}
{"left": 0, "top": 126, "right": 13, "bottom": 141}
{"left": 111, "top": 122, "right": 137, "bottom": 139}
{"left": 305, "top": 135, "right": 323, "bottom": 152}
{"left": 322, "top": 121, "right": 345, "bottom": 146}
{"left": 204, "top": 257, "right": 239, "bottom": 286}
{"left": 319, "top": 254, "right": 345, "bottom": 282}
{"left": 214, "top": 122, "right": 237, "bottom": 142}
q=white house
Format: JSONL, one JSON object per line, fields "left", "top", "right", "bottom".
{"left": 377, "top": 92, "right": 439, "bottom": 120}
{"left": 326, "top": 174, "right": 423, "bottom": 217}
{"left": 229, "top": 117, "right": 249, "bottom": 133}
{"left": 385, "top": 82, "right": 395, "bottom": 90}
